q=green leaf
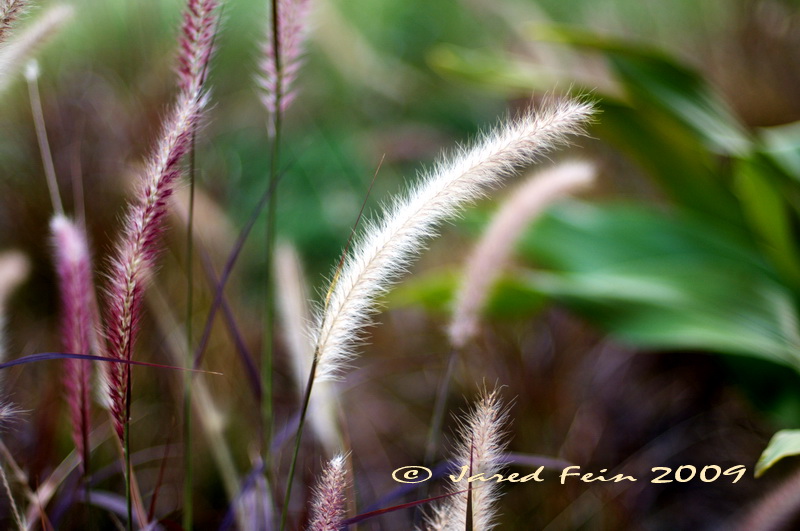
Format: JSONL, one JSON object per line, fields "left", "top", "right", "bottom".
{"left": 595, "top": 99, "right": 740, "bottom": 222}
{"left": 520, "top": 202, "right": 800, "bottom": 367}
{"left": 756, "top": 430, "right": 800, "bottom": 477}
{"left": 733, "top": 155, "right": 800, "bottom": 286}
{"left": 426, "top": 44, "right": 570, "bottom": 95}
{"left": 757, "top": 120, "right": 800, "bottom": 179}
{"left": 387, "top": 269, "right": 546, "bottom": 320}
{"left": 531, "top": 25, "right": 752, "bottom": 156}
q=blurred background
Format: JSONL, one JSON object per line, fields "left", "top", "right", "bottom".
{"left": 4, "top": 0, "right": 800, "bottom": 528}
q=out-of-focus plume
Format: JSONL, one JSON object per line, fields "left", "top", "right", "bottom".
{"left": 50, "top": 214, "right": 102, "bottom": 469}
{"left": 448, "top": 160, "right": 595, "bottom": 348}
{"left": 275, "top": 242, "right": 341, "bottom": 454}
{"left": 258, "top": 0, "right": 313, "bottom": 132}
{"left": 0, "top": 4, "right": 73, "bottom": 93}
{"left": 0, "top": 250, "right": 29, "bottom": 428}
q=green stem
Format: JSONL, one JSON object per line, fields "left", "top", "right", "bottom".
{"left": 182, "top": 132, "right": 197, "bottom": 531}
{"left": 262, "top": 0, "right": 283, "bottom": 470}
{"left": 125, "top": 373, "right": 133, "bottom": 531}
{"left": 279, "top": 352, "right": 317, "bottom": 531}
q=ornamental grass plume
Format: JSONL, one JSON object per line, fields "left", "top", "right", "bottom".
{"left": 448, "top": 160, "right": 596, "bottom": 348}
{"left": 0, "top": 251, "right": 29, "bottom": 365}
{"left": 424, "top": 388, "right": 510, "bottom": 531}
{"left": 102, "top": 93, "right": 206, "bottom": 440}
{"left": 0, "top": 250, "right": 29, "bottom": 426}
{"left": 0, "top": 4, "right": 73, "bottom": 93}
{"left": 50, "top": 215, "right": 102, "bottom": 469}
{"left": 307, "top": 453, "right": 348, "bottom": 531}
{"left": 177, "top": 0, "right": 219, "bottom": 96}
{"left": 0, "top": 0, "right": 27, "bottom": 43}
{"left": 102, "top": 0, "right": 217, "bottom": 441}
{"left": 259, "top": 0, "right": 313, "bottom": 130}
{"left": 311, "top": 99, "right": 594, "bottom": 384}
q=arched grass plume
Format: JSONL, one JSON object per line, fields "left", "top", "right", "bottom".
{"left": 312, "top": 99, "right": 595, "bottom": 384}
{"left": 448, "top": 160, "right": 596, "bottom": 348}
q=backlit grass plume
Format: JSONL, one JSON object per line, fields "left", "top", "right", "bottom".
{"left": 50, "top": 215, "right": 102, "bottom": 469}
{"left": 259, "top": 0, "right": 312, "bottom": 129}
{"left": 0, "top": 250, "right": 29, "bottom": 362}
{"left": 0, "top": 0, "right": 27, "bottom": 43}
{"left": 102, "top": 90, "right": 206, "bottom": 440}
{"left": 0, "top": 250, "right": 28, "bottom": 428}
{"left": 312, "top": 99, "right": 594, "bottom": 383}
{"left": 0, "top": 4, "right": 73, "bottom": 93}
{"left": 448, "top": 160, "right": 596, "bottom": 348}
{"left": 307, "top": 453, "right": 348, "bottom": 531}
{"left": 102, "top": 0, "right": 216, "bottom": 441}
{"left": 424, "top": 388, "right": 510, "bottom": 531}
{"left": 177, "top": 0, "right": 219, "bottom": 96}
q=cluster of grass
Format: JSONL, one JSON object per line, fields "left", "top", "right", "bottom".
{"left": 2, "top": 0, "right": 800, "bottom": 530}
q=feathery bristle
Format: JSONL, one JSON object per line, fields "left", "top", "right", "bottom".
{"left": 177, "top": 0, "right": 219, "bottom": 96}
{"left": 425, "top": 388, "right": 510, "bottom": 531}
{"left": 0, "top": 0, "right": 28, "bottom": 43}
{"left": 307, "top": 454, "right": 348, "bottom": 531}
{"left": 312, "top": 99, "right": 594, "bottom": 383}
{"left": 258, "top": 0, "right": 312, "bottom": 129}
{"left": 448, "top": 160, "right": 595, "bottom": 348}
{"left": 0, "top": 4, "right": 73, "bottom": 94}
{"left": 50, "top": 215, "right": 101, "bottom": 467}
{"left": 103, "top": 90, "right": 205, "bottom": 441}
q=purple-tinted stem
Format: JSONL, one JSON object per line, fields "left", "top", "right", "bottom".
{"left": 193, "top": 172, "right": 283, "bottom": 371}
{"left": 197, "top": 245, "right": 262, "bottom": 398}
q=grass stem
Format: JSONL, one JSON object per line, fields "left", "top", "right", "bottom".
{"left": 182, "top": 131, "right": 197, "bottom": 531}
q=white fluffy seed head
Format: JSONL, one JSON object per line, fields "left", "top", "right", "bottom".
{"left": 424, "top": 387, "right": 510, "bottom": 531}
{"left": 311, "top": 98, "right": 594, "bottom": 383}
{"left": 448, "top": 160, "right": 596, "bottom": 348}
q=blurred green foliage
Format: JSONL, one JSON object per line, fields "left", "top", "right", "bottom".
{"left": 393, "top": 5, "right": 800, "bottom": 475}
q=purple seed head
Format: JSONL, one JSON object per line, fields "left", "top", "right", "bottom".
{"left": 308, "top": 454, "right": 348, "bottom": 531}
{"left": 102, "top": 90, "right": 205, "bottom": 441}
{"left": 50, "top": 214, "right": 100, "bottom": 467}
{"left": 258, "top": 0, "right": 312, "bottom": 132}
{"left": 0, "top": 0, "right": 28, "bottom": 44}
{"left": 177, "top": 0, "right": 219, "bottom": 96}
